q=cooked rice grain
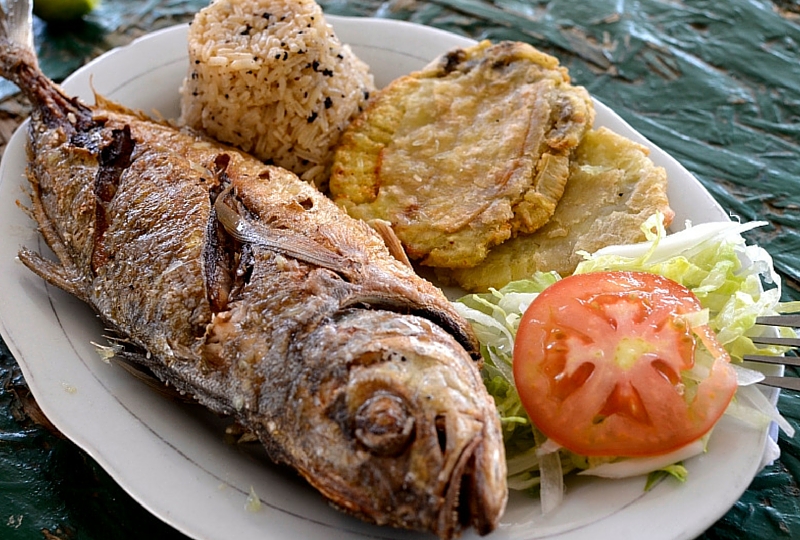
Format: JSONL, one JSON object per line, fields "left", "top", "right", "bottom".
{"left": 180, "top": 0, "right": 375, "bottom": 188}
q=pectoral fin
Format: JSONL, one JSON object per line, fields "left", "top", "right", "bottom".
{"left": 214, "top": 192, "right": 353, "bottom": 276}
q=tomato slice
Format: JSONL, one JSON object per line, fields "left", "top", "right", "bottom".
{"left": 513, "top": 271, "right": 737, "bottom": 457}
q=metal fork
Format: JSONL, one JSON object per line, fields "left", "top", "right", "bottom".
{"left": 744, "top": 314, "right": 800, "bottom": 392}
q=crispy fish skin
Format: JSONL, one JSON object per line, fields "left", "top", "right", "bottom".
{"left": 439, "top": 127, "right": 675, "bottom": 291}
{"left": 330, "top": 40, "right": 595, "bottom": 269}
{"left": 0, "top": 3, "right": 507, "bottom": 537}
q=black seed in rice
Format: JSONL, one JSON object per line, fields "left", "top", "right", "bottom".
{"left": 324, "top": 97, "right": 333, "bottom": 109}
{"left": 241, "top": 24, "right": 252, "bottom": 35}
{"left": 275, "top": 54, "right": 281, "bottom": 59}
{"left": 363, "top": 91, "right": 370, "bottom": 100}
{"left": 262, "top": 12, "right": 271, "bottom": 19}
{"left": 322, "top": 69, "right": 333, "bottom": 77}
{"left": 307, "top": 112, "right": 318, "bottom": 123}
{"left": 283, "top": 51, "right": 288, "bottom": 60}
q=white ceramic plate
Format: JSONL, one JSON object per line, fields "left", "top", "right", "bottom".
{"left": 0, "top": 16, "right": 773, "bottom": 540}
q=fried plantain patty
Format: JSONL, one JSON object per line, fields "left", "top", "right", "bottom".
{"left": 329, "top": 40, "right": 594, "bottom": 269}
{"left": 438, "top": 127, "right": 675, "bottom": 291}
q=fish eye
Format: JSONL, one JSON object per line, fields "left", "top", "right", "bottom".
{"left": 354, "top": 392, "right": 415, "bottom": 456}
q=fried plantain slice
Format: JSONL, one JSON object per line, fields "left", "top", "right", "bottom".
{"left": 438, "top": 127, "right": 675, "bottom": 291}
{"left": 329, "top": 40, "right": 594, "bottom": 269}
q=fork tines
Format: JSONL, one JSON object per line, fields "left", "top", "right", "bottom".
{"left": 749, "top": 314, "right": 800, "bottom": 348}
{"left": 743, "top": 354, "right": 800, "bottom": 367}
{"left": 749, "top": 335, "right": 800, "bottom": 348}
{"left": 753, "top": 314, "right": 800, "bottom": 327}
{"left": 742, "top": 314, "right": 800, "bottom": 391}
{"left": 759, "top": 376, "right": 800, "bottom": 392}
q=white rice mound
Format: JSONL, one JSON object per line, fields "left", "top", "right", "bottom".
{"left": 180, "top": 0, "right": 375, "bottom": 189}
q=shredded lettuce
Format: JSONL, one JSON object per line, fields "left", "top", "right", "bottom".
{"left": 455, "top": 214, "right": 798, "bottom": 512}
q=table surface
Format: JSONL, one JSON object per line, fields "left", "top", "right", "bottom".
{"left": 1, "top": 0, "right": 799, "bottom": 539}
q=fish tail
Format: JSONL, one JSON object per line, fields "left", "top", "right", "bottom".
{"left": 0, "top": 0, "right": 39, "bottom": 89}
{"left": 0, "top": 0, "right": 89, "bottom": 123}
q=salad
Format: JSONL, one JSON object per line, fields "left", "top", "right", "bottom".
{"left": 454, "top": 214, "right": 799, "bottom": 512}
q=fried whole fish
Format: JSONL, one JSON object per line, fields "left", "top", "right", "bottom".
{"left": 0, "top": 2, "right": 507, "bottom": 537}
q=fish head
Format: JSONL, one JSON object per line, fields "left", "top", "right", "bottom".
{"left": 290, "top": 309, "right": 507, "bottom": 539}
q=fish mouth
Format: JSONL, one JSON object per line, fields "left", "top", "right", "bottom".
{"left": 434, "top": 417, "right": 507, "bottom": 539}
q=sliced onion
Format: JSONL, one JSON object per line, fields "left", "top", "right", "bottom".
{"left": 731, "top": 363, "right": 766, "bottom": 386}
{"left": 538, "top": 449, "right": 564, "bottom": 514}
{"left": 734, "top": 384, "right": 794, "bottom": 437}
{"left": 578, "top": 439, "right": 706, "bottom": 479}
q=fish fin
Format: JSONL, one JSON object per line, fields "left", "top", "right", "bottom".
{"left": 90, "top": 336, "right": 199, "bottom": 404}
{"left": 214, "top": 191, "right": 354, "bottom": 276}
{"left": 112, "top": 351, "right": 197, "bottom": 404}
{"left": 17, "top": 175, "right": 89, "bottom": 299}
{"left": 0, "top": 0, "right": 34, "bottom": 58}
{"left": 18, "top": 247, "right": 88, "bottom": 301}
{"left": 23, "top": 179, "right": 78, "bottom": 268}
{"left": 367, "top": 219, "right": 412, "bottom": 269}
{"left": 224, "top": 422, "right": 260, "bottom": 444}
{"left": 0, "top": 0, "right": 39, "bottom": 84}
{"left": 0, "top": 0, "right": 89, "bottom": 120}
{"left": 93, "top": 90, "right": 169, "bottom": 124}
